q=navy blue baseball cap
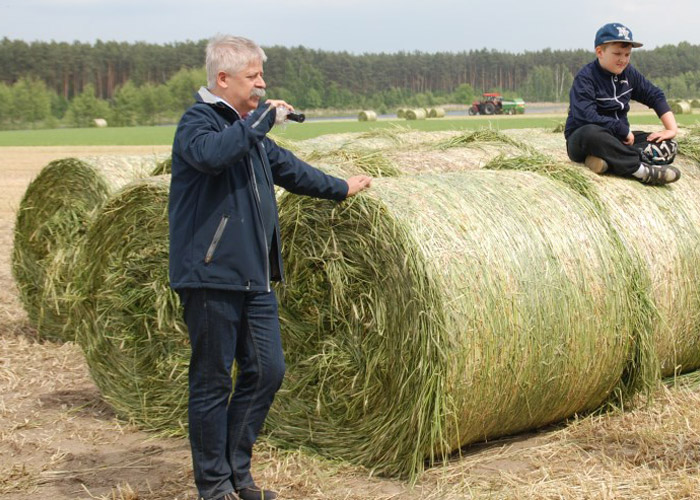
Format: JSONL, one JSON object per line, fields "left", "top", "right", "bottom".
{"left": 594, "top": 23, "right": 643, "bottom": 48}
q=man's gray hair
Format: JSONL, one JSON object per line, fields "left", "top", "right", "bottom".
{"left": 206, "top": 35, "right": 267, "bottom": 89}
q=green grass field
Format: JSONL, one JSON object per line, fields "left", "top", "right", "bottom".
{"left": 0, "top": 113, "right": 698, "bottom": 147}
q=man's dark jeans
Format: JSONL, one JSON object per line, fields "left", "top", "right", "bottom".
{"left": 178, "top": 288, "right": 285, "bottom": 500}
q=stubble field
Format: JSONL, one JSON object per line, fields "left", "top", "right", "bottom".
{"left": 2, "top": 145, "right": 700, "bottom": 500}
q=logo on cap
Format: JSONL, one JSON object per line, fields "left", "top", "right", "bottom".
{"left": 617, "top": 26, "right": 631, "bottom": 40}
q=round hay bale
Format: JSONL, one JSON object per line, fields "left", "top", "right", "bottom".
{"left": 12, "top": 155, "right": 163, "bottom": 341}
{"left": 591, "top": 167, "right": 700, "bottom": 376}
{"left": 71, "top": 175, "right": 189, "bottom": 434}
{"left": 268, "top": 133, "right": 301, "bottom": 154}
{"left": 405, "top": 108, "right": 427, "bottom": 120}
{"left": 690, "top": 99, "right": 700, "bottom": 109}
{"left": 677, "top": 130, "right": 700, "bottom": 165}
{"left": 358, "top": 110, "right": 377, "bottom": 122}
{"left": 304, "top": 149, "right": 402, "bottom": 178}
{"left": 150, "top": 156, "right": 172, "bottom": 175}
{"left": 671, "top": 101, "right": 692, "bottom": 114}
{"left": 269, "top": 170, "right": 640, "bottom": 476}
{"left": 483, "top": 148, "right": 700, "bottom": 378}
{"left": 428, "top": 107, "right": 446, "bottom": 118}
{"left": 396, "top": 108, "right": 406, "bottom": 119}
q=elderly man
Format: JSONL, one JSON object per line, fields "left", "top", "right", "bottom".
{"left": 169, "top": 35, "right": 371, "bottom": 500}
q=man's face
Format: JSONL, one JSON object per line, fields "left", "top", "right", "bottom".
{"left": 219, "top": 59, "right": 266, "bottom": 115}
{"left": 596, "top": 43, "right": 632, "bottom": 75}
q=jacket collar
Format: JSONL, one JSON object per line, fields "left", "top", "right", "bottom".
{"left": 196, "top": 86, "right": 241, "bottom": 119}
{"left": 594, "top": 59, "right": 627, "bottom": 79}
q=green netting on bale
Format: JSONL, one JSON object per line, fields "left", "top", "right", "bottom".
{"left": 268, "top": 170, "right": 642, "bottom": 477}
{"left": 12, "top": 155, "right": 164, "bottom": 341}
{"left": 70, "top": 175, "right": 190, "bottom": 434}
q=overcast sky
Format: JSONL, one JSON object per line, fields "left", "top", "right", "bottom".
{"left": 1, "top": 0, "right": 698, "bottom": 54}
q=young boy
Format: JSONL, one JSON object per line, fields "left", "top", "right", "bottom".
{"left": 565, "top": 22, "right": 680, "bottom": 186}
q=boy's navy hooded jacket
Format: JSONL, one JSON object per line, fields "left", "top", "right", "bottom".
{"left": 169, "top": 88, "right": 348, "bottom": 292}
{"left": 564, "top": 59, "right": 671, "bottom": 140}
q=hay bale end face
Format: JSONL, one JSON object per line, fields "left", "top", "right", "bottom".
{"left": 405, "top": 108, "right": 427, "bottom": 120}
{"left": 269, "top": 171, "right": 639, "bottom": 476}
{"left": 358, "top": 110, "right": 377, "bottom": 122}
{"left": 428, "top": 107, "right": 445, "bottom": 118}
{"left": 12, "top": 155, "right": 163, "bottom": 341}
{"left": 71, "top": 175, "right": 190, "bottom": 434}
{"left": 671, "top": 101, "right": 692, "bottom": 115}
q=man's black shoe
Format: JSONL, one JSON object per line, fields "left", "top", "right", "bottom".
{"left": 236, "top": 485, "right": 278, "bottom": 500}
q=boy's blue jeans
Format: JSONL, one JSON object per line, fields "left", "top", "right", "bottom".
{"left": 178, "top": 288, "right": 286, "bottom": 500}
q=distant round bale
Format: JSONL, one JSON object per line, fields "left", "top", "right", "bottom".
{"left": 405, "top": 108, "right": 427, "bottom": 120}
{"left": 358, "top": 110, "right": 377, "bottom": 121}
{"left": 396, "top": 108, "right": 407, "bottom": 118}
{"left": 671, "top": 101, "right": 692, "bottom": 114}
{"left": 428, "top": 107, "right": 446, "bottom": 118}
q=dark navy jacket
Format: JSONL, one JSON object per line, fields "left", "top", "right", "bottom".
{"left": 169, "top": 88, "right": 348, "bottom": 292}
{"left": 564, "top": 59, "right": 671, "bottom": 140}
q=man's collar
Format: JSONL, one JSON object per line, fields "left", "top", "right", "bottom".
{"left": 197, "top": 87, "right": 242, "bottom": 118}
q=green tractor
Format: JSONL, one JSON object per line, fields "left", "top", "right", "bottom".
{"left": 468, "top": 93, "right": 525, "bottom": 115}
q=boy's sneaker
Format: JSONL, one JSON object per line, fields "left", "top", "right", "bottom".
{"left": 639, "top": 163, "right": 681, "bottom": 186}
{"left": 584, "top": 155, "right": 609, "bottom": 174}
{"left": 236, "top": 485, "right": 278, "bottom": 500}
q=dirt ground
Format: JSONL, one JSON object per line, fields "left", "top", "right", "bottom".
{"left": 2, "top": 146, "right": 700, "bottom": 500}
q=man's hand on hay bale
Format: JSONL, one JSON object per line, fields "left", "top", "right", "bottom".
{"left": 346, "top": 175, "right": 372, "bottom": 197}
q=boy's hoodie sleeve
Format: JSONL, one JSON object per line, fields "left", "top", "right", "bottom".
{"left": 569, "top": 73, "right": 630, "bottom": 139}
{"left": 629, "top": 66, "right": 672, "bottom": 117}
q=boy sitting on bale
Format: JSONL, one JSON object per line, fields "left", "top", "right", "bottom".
{"left": 565, "top": 22, "right": 680, "bottom": 185}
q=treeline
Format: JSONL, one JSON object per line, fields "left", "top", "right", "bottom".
{"left": 1, "top": 38, "right": 699, "bottom": 129}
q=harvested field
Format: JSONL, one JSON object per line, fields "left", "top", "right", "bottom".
{"left": 2, "top": 141, "right": 700, "bottom": 499}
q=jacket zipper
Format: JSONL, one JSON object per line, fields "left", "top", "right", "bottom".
{"left": 248, "top": 156, "right": 271, "bottom": 292}
{"left": 611, "top": 76, "right": 624, "bottom": 111}
{"left": 204, "top": 215, "right": 229, "bottom": 264}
